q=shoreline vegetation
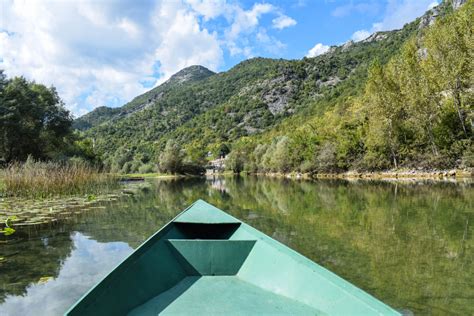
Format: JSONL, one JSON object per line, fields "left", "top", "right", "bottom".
{"left": 1, "top": 159, "right": 117, "bottom": 198}
{"left": 115, "top": 168, "right": 474, "bottom": 181}
{"left": 1, "top": 165, "right": 471, "bottom": 239}
{"left": 252, "top": 168, "right": 474, "bottom": 181}
{"left": 0, "top": 160, "right": 146, "bottom": 238}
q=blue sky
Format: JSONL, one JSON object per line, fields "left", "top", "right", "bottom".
{"left": 0, "top": 0, "right": 438, "bottom": 116}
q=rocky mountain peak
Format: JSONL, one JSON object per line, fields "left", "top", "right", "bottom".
{"left": 166, "top": 65, "right": 216, "bottom": 85}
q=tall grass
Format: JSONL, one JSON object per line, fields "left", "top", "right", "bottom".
{"left": 1, "top": 159, "right": 118, "bottom": 198}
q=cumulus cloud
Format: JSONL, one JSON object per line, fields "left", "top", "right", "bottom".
{"left": 306, "top": 43, "right": 330, "bottom": 57}
{"left": 0, "top": 233, "right": 132, "bottom": 316}
{"left": 352, "top": 30, "right": 371, "bottom": 42}
{"left": 0, "top": 0, "right": 295, "bottom": 116}
{"left": 351, "top": 0, "right": 439, "bottom": 42}
{"left": 151, "top": 1, "right": 223, "bottom": 83}
{"left": 272, "top": 14, "right": 297, "bottom": 30}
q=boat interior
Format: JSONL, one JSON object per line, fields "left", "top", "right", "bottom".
{"left": 66, "top": 200, "right": 399, "bottom": 316}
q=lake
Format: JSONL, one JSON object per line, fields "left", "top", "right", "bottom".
{"left": 0, "top": 176, "right": 472, "bottom": 315}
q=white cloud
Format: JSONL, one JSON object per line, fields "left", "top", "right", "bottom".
{"left": 306, "top": 43, "right": 330, "bottom": 57}
{"left": 0, "top": 0, "right": 294, "bottom": 116}
{"left": 272, "top": 14, "right": 297, "bottom": 30}
{"left": 0, "top": 233, "right": 133, "bottom": 316}
{"left": 151, "top": 1, "right": 223, "bottom": 83}
{"left": 185, "top": 0, "right": 232, "bottom": 21}
{"left": 350, "top": 0, "right": 439, "bottom": 42}
{"left": 352, "top": 30, "right": 371, "bottom": 42}
{"left": 226, "top": 3, "right": 275, "bottom": 40}
{"left": 256, "top": 28, "right": 286, "bottom": 54}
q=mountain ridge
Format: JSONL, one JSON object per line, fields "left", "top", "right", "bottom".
{"left": 73, "top": 65, "right": 215, "bottom": 130}
{"left": 74, "top": 0, "right": 472, "bottom": 173}
{"left": 76, "top": 0, "right": 458, "bottom": 130}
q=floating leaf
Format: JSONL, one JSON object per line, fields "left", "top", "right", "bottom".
{"left": 38, "top": 276, "right": 53, "bottom": 284}
{"left": 0, "top": 227, "right": 15, "bottom": 236}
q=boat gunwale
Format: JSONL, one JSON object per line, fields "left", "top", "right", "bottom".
{"left": 65, "top": 200, "right": 206, "bottom": 315}
{"left": 237, "top": 221, "right": 401, "bottom": 315}
{"left": 66, "top": 199, "right": 401, "bottom": 315}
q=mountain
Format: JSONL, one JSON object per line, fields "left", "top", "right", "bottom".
{"left": 76, "top": 0, "right": 472, "bottom": 173}
{"left": 73, "top": 65, "right": 215, "bottom": 130}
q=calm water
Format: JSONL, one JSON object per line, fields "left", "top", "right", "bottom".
{"left": 0, "top": 177, "right": 472, "bottom": 315}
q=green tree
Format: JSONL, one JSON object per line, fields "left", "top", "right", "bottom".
{"left": 226, "top": 150, "right": 245, "bottom": 173}
{"left": 364, "top": 60, "right": 405, "bottom": 169}
{"left": 423, "top": 2, "right": 473, "bottom": 138}
{"left": 0, "top": 76, "right": 73, "bottom": 162}
{"left": 159, "top": 140, "right": 183, "bottom": 174}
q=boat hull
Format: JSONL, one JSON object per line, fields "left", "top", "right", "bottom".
{"left": 66, "top": 200, "right": 400, "bottom": 315}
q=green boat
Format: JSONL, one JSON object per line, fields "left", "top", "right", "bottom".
{"left": 67, "top": 200, "right": 400, "bottom": 315}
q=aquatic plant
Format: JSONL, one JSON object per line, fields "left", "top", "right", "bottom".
{"left": 0, "top": 214, "right": 16, "bottom": 236}
{"left": 0, "top": 159, "right": 118, "bottom": 198}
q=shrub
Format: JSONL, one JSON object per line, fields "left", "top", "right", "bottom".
{"left": 138, "top": 163, "right": 156, "bottom": 174}
{"left": 121, "top": 161, "right": 133, "bottom": 174}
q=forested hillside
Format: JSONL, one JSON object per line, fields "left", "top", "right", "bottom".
{"left": 77, "top": 0, "right": 472, "bottom": 174}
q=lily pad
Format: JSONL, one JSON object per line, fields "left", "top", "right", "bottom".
{"left": 37, "top": 276, "right": 53, "bottom": 284}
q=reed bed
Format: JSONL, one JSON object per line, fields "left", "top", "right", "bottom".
{"left": 1, "top": 160, "right": 118, "bottom": 198}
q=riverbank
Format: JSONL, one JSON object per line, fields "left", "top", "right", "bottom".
{"left": 312, "top": 168, "right": 474, "bottom": 180}
{"left": 244, "top": 168, "right": 474, "bottom": 181}
{"left": 120, "top": 173, "right": 189, "bottom": 180}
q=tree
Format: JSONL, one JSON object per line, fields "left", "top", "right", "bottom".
{"left": 315, "top": 142, "right": 338, "bottom": 172}
{"left": 159, "top": 140, "right": 183, "bottom": 174}
{"left": 423, "top": 3, "right": 473, "bottom": 138}
{"left": 0, "top": 75, "right": 73, "bottom": 162}
{"left": 226, "top": 150, "right": 245, "bottom": 173}
{"left": 217, "top": 143, "right": 230, "bottom": 158}
{"left": 399, "top": 40, "right": 442, "bottom": 158}
{"left": 363, "top": 60, "right": 405, "bottom": 169}
{"left": 261, "top": 136, "right": 293, "bottom": 172}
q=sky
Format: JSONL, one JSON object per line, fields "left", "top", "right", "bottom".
{"left": 0, "top": 0, "right": 438, "bottom": 117}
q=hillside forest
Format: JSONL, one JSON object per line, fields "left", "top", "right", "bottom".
{"left": 1, "top": 0, "right": 472, "bottom": 175}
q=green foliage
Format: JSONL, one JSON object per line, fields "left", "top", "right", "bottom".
{"left": 159, "top": 140, "right": 184, "bottom": 174}
{"left": 0, "top": 76, "right": 72, "bottom": 162}
{"left": 80, "top": 25, "right": 413, "bottom": 167}
{"left": 0, "top": 72, "right": 101, "bottom": 165}
{"left": 226, "top": 150, "right": 245, "bottom": 173}
{"left": 0, "top": 214, "right": 17, "bottom": 236}
{"left": 138, "top": 163, "right": 157, "bottom": 174}
{"left": 76, "top": 2, "right": 472, "bottom": 174}
{"left": 226, "top": 2, "right": 473, "bottom": 173}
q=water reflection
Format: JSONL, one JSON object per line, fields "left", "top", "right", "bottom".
{"left": 1, "top": 233, "right": 132, "bottom": 316}
{"left": 0, "top": 177, "right": 472, "bottom": 315}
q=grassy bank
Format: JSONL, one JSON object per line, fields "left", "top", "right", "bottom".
{"left": 122, "top": 172, "right": 173, "bottom": 179}
{"left": 0, "top": 160, "right": 118, "bottom": 198}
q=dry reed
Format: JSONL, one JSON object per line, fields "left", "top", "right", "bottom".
{"left": 1, "top": 159, "right": 118, "bottom": 198}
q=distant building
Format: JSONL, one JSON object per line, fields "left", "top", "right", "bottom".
{"left": 207, "top": 156, "right": 226, "bottom": 173}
